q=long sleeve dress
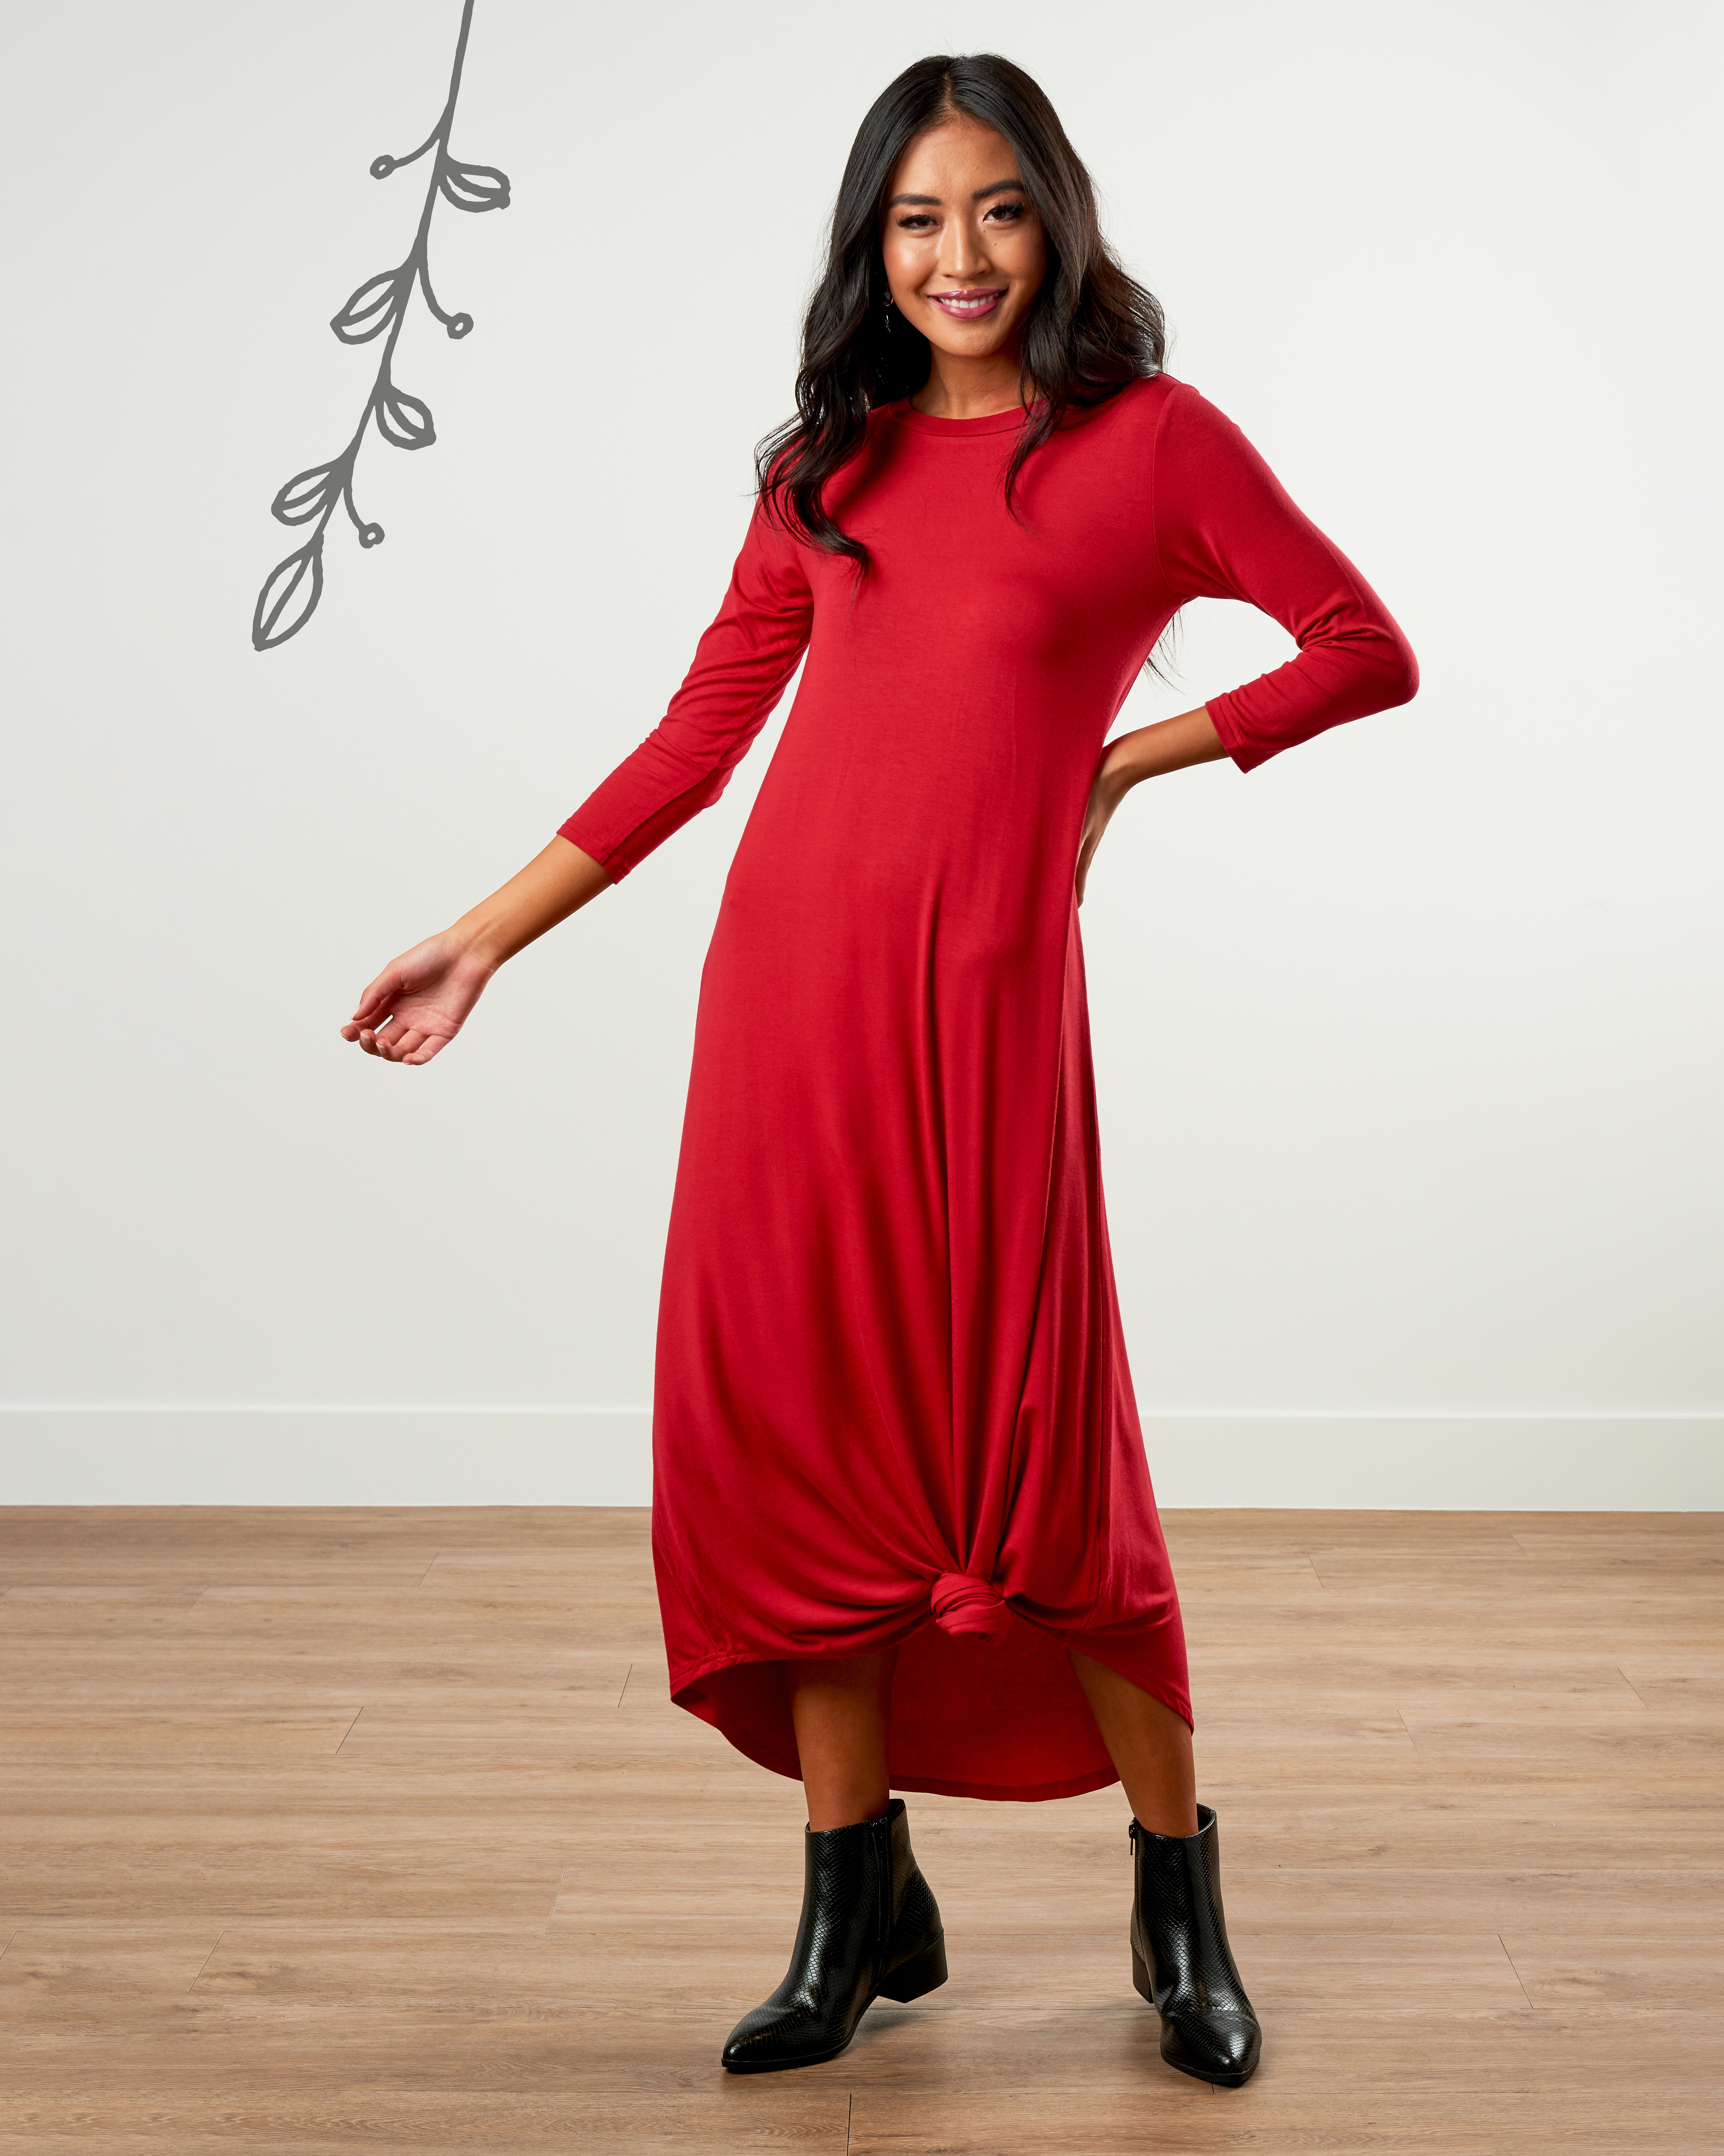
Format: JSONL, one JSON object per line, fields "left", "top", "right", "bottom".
{"left": 560, "top": 375, "right": 1417, "bottom": 1802}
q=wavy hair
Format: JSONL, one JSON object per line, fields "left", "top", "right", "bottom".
{"left": 756, "top": 53, "right": 1164, "bottom": 566}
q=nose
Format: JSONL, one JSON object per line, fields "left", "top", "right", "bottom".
{"left": 939, "top": 214, "right": 990, "bottom": 283}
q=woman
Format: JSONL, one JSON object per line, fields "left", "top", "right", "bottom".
{"left": 342, "top": 53, "right": 1416, "bottom": 2089}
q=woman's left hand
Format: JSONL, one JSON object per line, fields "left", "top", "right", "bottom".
{"left": 1074, "top": 706, "right": 1229, "bottom": 904}
{"left": 1075, "top": 761, "right": 1130, "bottom": 906}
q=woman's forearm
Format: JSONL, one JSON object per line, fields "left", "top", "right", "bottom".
{"left": 1098, "top": 705, "right": 1228, "bottom": 794}
{"left": 452, "top": 836, "right": 613, "bottom": 970}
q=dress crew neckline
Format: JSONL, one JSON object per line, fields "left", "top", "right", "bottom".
{"left": 883, "top": 398, "right": 1035, "bottom": 437}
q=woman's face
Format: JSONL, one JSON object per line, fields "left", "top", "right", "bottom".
{"left": 880, "top": 116, "right": 1047, "bottom": 364}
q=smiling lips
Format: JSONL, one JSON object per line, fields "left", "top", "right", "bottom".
{"left": 928, "top": 288, "right": 1005, "bottom": 320}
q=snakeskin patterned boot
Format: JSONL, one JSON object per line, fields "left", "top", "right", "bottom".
{"left": 1129, "top": 1803, "right": 1262, "bottom": 2086}
{"left": 721, "top": 1796, "right": 947, "bottom": 2072}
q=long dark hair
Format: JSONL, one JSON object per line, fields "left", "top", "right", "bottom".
{"left": 756, "top": 53, "right": 1164, "bottom": 565}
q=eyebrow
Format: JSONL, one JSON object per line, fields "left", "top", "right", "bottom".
{"left": 886, "top": 178, "right": 1026, "bottom": 208}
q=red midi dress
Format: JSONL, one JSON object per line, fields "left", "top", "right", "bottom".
{"left": 560, "top": 375, "right": 1417, "bottom": 1801}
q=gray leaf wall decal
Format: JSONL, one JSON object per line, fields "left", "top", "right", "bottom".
{"left": 330, "top": 272, "right": 407, "bottom": 347}
{"left": 253, "top": 542, "right": 325, "bottom": 652}
{"left": 374, "top": 385, "right": 436, "bottom": 451}
{"left": 252, "top": 0, "right": 509, "bottom": 651}
{"left": 440, "top": 161, "right": 510, "bottom": 213}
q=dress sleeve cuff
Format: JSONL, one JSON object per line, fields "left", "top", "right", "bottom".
{"left": 556, "top": 810, "right": 626, "bottom": 879}
{"left": 1203, "top": 693, "right": 1272, "bottom": 775}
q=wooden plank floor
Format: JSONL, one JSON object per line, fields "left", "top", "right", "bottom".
{"left": 1, "top": 1507, "right": 1720, "bottom": 2152}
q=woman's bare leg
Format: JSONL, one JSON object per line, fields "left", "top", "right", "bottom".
{"left": 787, "top": 1652, "right": 896, "bottom": 1830}
{"left": 1068, "top": 1649, "right": 1199, "bottom": 1837}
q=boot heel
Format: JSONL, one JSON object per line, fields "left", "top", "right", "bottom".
{"left": 878, "top": 1934, "right": 948, "bottom": 2002}
{"left": 1130, "top": 1942, "right": 1154, "bottom": 2004}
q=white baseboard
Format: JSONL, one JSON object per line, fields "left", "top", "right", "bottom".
{"left": 1139, "top": 1413, "right": 1722, "bottom": 1510}
{"left": 0, "top": 1409, "right": 654, "bottom": 1506}
{"left": 0, "top": 1408, "right": 1718, "bottom": 1510}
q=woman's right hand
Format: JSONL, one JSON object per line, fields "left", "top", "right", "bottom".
{"left": 341, "top": 931, "right": 494, "bottom": 1065}
{"left": 339, "top": 837, "right": 612, "bottom": 1067}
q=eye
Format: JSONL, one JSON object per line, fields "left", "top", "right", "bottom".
{"left": 987, "top": 199, "right": 1027, "bottom": 223}
{"left": 895, "top": 212, "right": 936, "bottom": 231}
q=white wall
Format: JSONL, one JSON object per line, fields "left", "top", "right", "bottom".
{"left": 3, "top": 0, "right": 1719, "bottom": 1506}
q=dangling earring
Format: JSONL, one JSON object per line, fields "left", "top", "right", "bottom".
{"left": 883, "top": 288, "right": 894, "bottom": 336}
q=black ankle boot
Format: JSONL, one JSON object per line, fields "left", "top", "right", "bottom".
{"left": 1129, "top": 1804, "right": 1261, "bottom": 2087}
{"left": 721, "top": 1796, "right": 947, "bottom": 2073}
